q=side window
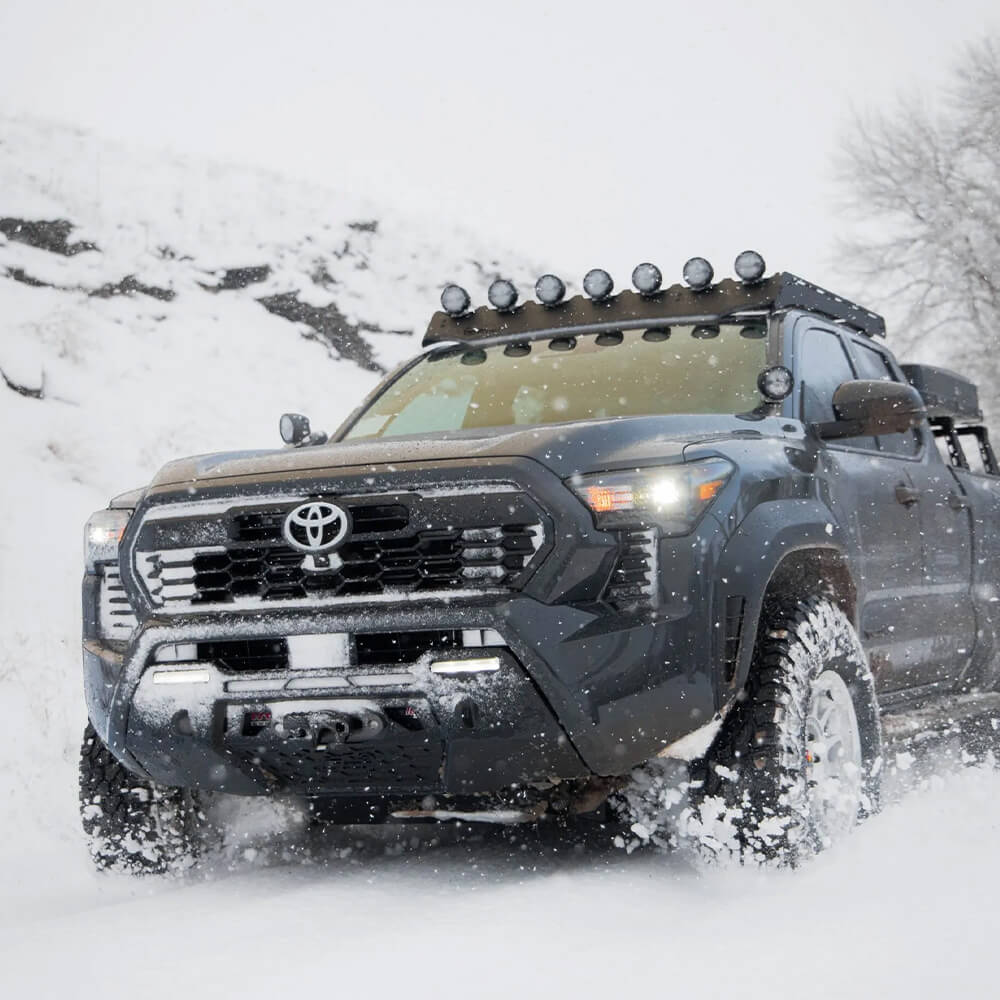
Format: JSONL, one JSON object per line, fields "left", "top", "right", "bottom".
{"left": 849, "top": 342, "right": 921, "bottom": 457}
{"left": 799, "top": 330, "right": 856, "bottom": 423}
{"left": 798, "top": 329, "right": 876, "bottom": 449}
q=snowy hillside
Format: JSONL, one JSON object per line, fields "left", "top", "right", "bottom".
{"left": 2, "top": 117, "right": 1000, "bottom": 999}
{"left": 0, "top": 114, "right": 542, "bottom": 847}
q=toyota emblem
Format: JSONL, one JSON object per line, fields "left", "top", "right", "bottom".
{"left": 282, "top": 501, "right": 350, "bottom": 553}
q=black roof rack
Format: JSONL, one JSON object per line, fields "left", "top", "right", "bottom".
{"left": 422, "top": 271, "right": 886, "bottom": 347}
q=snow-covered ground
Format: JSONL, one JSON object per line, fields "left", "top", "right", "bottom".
{"left": 2, "top": 118, "right": 998, "bottom": 998}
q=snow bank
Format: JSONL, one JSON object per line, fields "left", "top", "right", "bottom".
{"left": 1, "top": 117, "right": 999, "bottom": 999}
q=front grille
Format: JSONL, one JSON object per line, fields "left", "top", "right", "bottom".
{"left": 233, "top": 503, "right": 409, "bottom": 541}
{"left": 230, "top": 741, "right": 443, "bottom": 794}
{"left": 98, "top": 564, "right": 138, "bottom": 640}
{"left": 141, "top": 525, "right": 539, "bottom": 606}
{"left": 133, "top": 487, "right": 546, "bottom": 611}
{"left": 603, "top": 529, "right": 658, "bottom": 612}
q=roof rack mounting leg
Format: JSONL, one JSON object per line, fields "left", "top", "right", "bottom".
{"left": 932, "top": 417, "right": 969, "bottom": 470}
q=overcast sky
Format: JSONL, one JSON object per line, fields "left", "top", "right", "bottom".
{"left": 1, "top": 0, "right": 997, "bottom": 295}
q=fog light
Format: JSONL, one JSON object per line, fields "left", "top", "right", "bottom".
{"left": 430, "top": 657, "right": 501, "bottom": 675}
{"left": 152, "top": 668, "right": 212, "bottom": 685}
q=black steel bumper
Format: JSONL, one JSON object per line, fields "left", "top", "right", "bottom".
{"left": 83, "top": 584, "right": 720, "bottom": 797}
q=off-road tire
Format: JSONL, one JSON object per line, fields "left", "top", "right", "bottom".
{"left": 79, "top": 723, "right": 201, "bottom": 875}
{"left": 695, "top": 596, "right": 882, "bottom": 864}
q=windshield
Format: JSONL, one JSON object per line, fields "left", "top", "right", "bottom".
{"left": 343, "top": 323, "right": 769, "bottom": 441}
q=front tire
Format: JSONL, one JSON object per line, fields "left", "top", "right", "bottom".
{"left": 79, "top": 723, "right": 202, "bottom": 875}
{"left": 696, "top": 596, "right": 882, "bottom": 864}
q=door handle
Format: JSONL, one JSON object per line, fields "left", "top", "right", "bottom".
{"left": 948, "top": 491, "right": 969, "bottom": 511}
{"left": 895, "top": 484, "right": 921, "bottom": 507}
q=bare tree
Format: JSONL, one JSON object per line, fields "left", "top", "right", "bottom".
{"left": 837, "top": 39, "right": 1000, "bottom": 420}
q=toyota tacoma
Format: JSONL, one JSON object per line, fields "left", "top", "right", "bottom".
{"left": 80, "top": 251, "right": 1000, "bottom": 871}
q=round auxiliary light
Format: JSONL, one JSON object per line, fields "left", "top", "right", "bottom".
{"left": 632, "top": 262, "right": 663, "bottom": 296}
{"left": 682, "top": 256, "right": 714, "bottom": 290}
{"left": 535, "top": 273, "right": 566, "bottom": 306}
{"left": 734, "top": 249, "right": 766, "bottom": 283}
{"left": 440, "top": 283, "right": 471, "bottom": 316}
{"left": 583, "top": 268, "right": 614, "bottom": 301}
{"left": 487, "top": 278, "right": 518, "bottom": 311}
{"left": 757, "top": 365, "right": 794, "bottom": 402}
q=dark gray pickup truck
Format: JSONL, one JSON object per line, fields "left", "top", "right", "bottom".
{"left": 79, "top": 252, "right": 1000, "bottom": 870}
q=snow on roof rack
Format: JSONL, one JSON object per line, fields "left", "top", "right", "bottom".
{"left": 422, "top": 272, "right": 886, "bottom": 346}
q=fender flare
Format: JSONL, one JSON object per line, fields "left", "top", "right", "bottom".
{"left": 714, "top": 499, "right": 858, "bottom": 692}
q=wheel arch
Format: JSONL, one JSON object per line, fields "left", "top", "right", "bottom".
{"left": 714, "top": 500, "right": 860, "bottom": 695}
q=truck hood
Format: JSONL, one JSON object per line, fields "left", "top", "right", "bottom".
{"left": 148, "top": 414, "right": 795, "bottom": 488}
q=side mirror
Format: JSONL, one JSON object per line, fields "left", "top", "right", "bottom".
{"left": 279, "top": 413, "right": 328, "bottom": 448}
{"left": 816, "top": 380, "right": 927, "bottom": 440}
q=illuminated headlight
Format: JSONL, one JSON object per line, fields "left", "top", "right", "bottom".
{"left": 441, "top": 283, "right": 471, "bottom": 316}
{"left": 757, "top": 365, "right": 794, "bottom": 402}
{"left": 734, "top": 250, "right": 766, "bottom": 283}
{"left": 569, "top": 459, "right": 734, "bottom": 532}
{"left": 631, "top": 262, "right": 662, "bottom": 295}
{"left": 488, "top": 278, "right": 518, "bottom": 311}
{"left": 535, "top": 273, "right": 566, "bottom": 306}
{"left": 583, "top": 268, "right": 614, "bottom": 301}
{"left": 682, "top": 256, "right": 714, "bottom": 290}
{"left": 84, "top": 508, "right": 131, "bottom": 571}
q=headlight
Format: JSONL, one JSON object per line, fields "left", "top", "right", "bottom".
{"left": 569, "top": 459, "right": 734, "bottom": 533}
{"left": 84, "top": 509, "right": 132, "bottom": 571}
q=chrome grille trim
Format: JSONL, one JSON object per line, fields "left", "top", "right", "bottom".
{"left": 129, "top": 485, "right": 546, "bottom": 613}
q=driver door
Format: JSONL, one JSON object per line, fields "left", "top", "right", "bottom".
{"left": 796, "top": 323, "right": 925, "bottom": 694}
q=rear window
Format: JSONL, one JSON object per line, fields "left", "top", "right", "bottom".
{"left": 344, "top": 324, "right": 770, "bottom": 440}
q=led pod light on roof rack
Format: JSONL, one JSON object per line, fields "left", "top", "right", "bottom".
{"left": 535, "top": 273, "right": 566, "bottom": 306}
{"left": 632, "top": 262, "right": 662, "bottom": 296}
{"left": 682, "top": 257, "right": 714, "bottom": 290}
{"left": 440, "top": 283, "right": 471, "bottom": 316}
{"left": 583, "top": 268, "right": 614, "bottom": 301}
{"left": 734, "top": 250, "right": 766, "bottom": 283}
{"left": 488, "top": 278, "right": 518, "bottom": 312}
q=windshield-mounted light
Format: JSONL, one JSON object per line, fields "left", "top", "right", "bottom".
{"left": 682, "top": 256, "right": 714, "bottom": 290}
{"left": 84, "top": 508, "right": 132, "bottom": 571}
{"left": 758, "top": 365, "right": 794, "bottom": 402}
{"left": 568, "top": 459, "right": 734, "bottom": 533}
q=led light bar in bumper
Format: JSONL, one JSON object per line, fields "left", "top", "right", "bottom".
{"left": 430, "top": 657, "right": 501, "bottom": 676}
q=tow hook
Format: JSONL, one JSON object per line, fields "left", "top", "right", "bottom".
{"left": 275, "top": 709, "right": 385, "bottom": 748}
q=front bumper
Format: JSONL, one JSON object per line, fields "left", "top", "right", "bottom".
{"left": 84, "top": 588, "right": 717, "bottom": 796}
